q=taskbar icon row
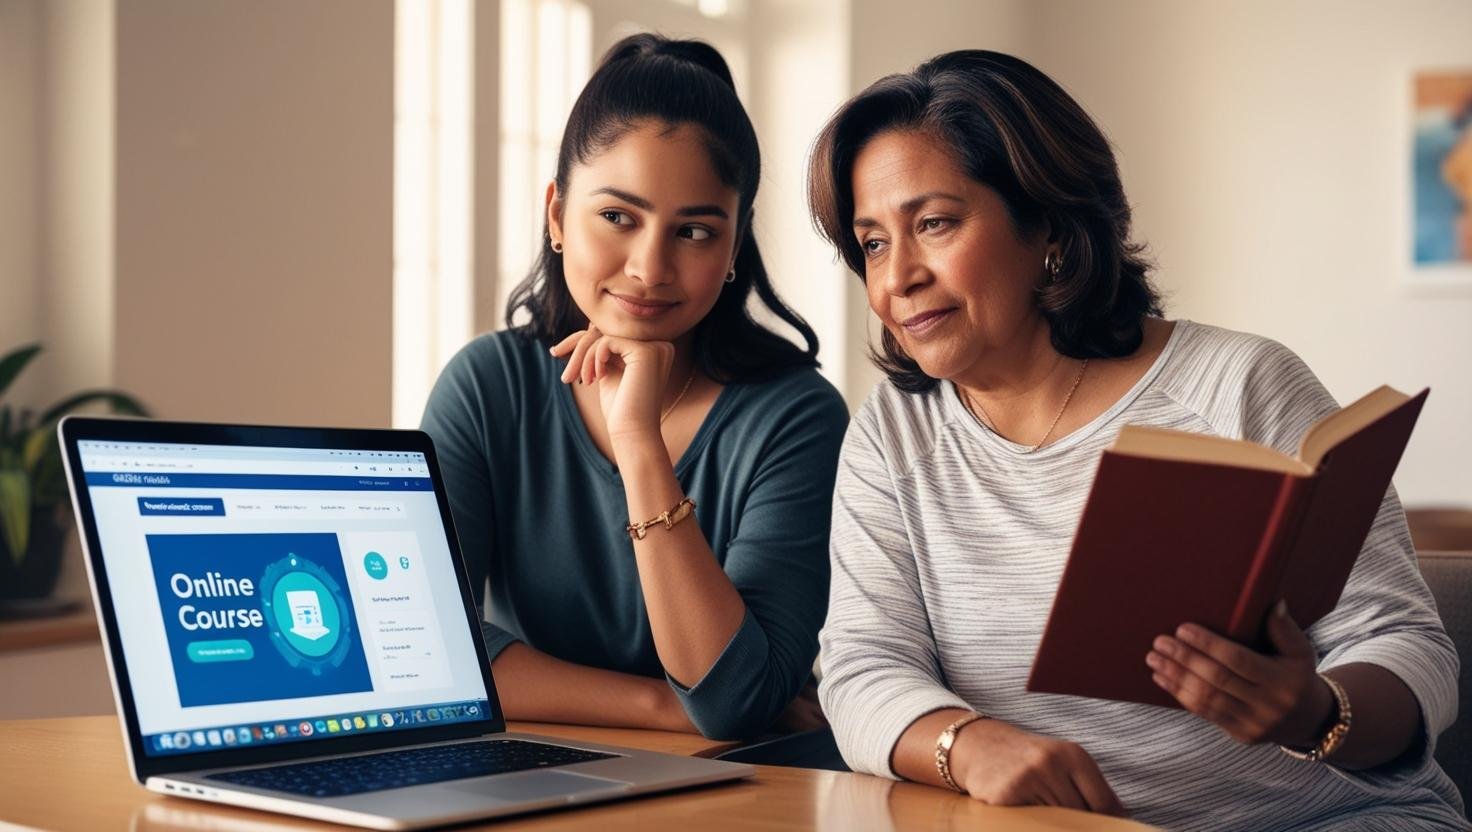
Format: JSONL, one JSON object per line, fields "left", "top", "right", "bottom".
{"left": 145, "top": 699, "right": 491, "bottom": 756}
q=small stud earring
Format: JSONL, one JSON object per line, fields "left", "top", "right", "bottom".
{"left": 1043, "top": 250, "right": 1062, "bottom": 280}
{"left": 551, "top": 240, "right": 563, "bottom": 254}
{"left": 724, "top": 269, "right": 736, "bottom": 284}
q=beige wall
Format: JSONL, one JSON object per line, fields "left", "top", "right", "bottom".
{"left": 1027, "top": 0, "right": 1472, "bottom": 506}
{"left": 0, "top": 0, "right": 42, "bottom": 408}
{"left": 113, "top": 0, "right": 394, "bottom": 428}
{"left": 5, "top": 0, "right": 118, "bottom": 409}
{"left": 747, "top": 0, "right": 853, "bottom": 400}
{"left": 2, "top": 0, "right": 393, "bottom": 427}
{"left": 836, "top": 0, "right": 1471, "bottom": 505}
{"left": 42, "top": 0, "right": 116, "bottom": 406}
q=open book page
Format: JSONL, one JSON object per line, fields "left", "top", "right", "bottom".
{"left": 1110, "top": 385, "right": 1417, "bottom": 475}
{"left": 1298, "top": 386, "right": 1410, "bottom": 468}
{"left": 1110, "top": 426, "right": 1312, "bottom": 475}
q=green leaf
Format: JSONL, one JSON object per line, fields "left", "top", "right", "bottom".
{"left": 22, "top": 425, "right": 58, "bottom": 474}
{"left": 0, "top": 469, "right": 30, "bottom": 566}
{"left": 38, "top": 390, "right": 150, "bottom": 426}
{"left": 31, "top": 443, "right": 67, "bottom": 508}
{"left": 0, "top": 344, "right": 42, "bottom": 402}
{"left": 24, "top": 426, "right": 66, "bottom": 508}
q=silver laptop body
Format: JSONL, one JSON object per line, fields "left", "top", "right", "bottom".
{"left": 59, "top": 416, "right": 752, "bottom": 830}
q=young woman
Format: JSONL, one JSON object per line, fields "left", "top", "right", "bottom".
{"left": 421, "top": 34, "right": 846, "bottom": 741}
{"left": 810, "top": 50, "right": 1465, "bottom": 829}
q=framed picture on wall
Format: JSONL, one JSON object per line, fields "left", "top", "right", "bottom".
{"left": 1410, "top": 68, "right": 1472, "bottom": 288}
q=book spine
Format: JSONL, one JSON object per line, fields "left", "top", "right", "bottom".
{"left": 1226, "top": 475, "right": 1313, "bottom": 645}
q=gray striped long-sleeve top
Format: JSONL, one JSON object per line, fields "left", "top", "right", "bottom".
{"left": 819, "top": 319, "right": 1466, "bottom": 831}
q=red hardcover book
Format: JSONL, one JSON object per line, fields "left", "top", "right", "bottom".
{"left": 1026, "top": 386, "right": 1429, "bottom": 708}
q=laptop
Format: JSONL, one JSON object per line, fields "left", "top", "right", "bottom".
{"left": 58, "top": 416, "right": 753, "bottom": 830}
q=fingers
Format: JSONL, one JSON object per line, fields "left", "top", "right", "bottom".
{"left": 553, "top": 325, "right": 645, "bottom": 386}
{"left": 1172, "top": 624, "right": 1272, "bottom": 684}
{"left": 1150, "top": 614, "right": 1323, "bottom": 746}
{"left": 1265, "top": 600, "right": 1315, "bottom": 660}
{"left": 972, "top": 740, "right": 1120, "bottom": 816}
{"left": 1036, "top": 769, "right": 1090, "bottom": 813}
{"left": 549, "top": 325, "right": 591, "bottom": 359}
{"left": 554, "top": 326, "right": 622, "bottom": 386}
{"left": 1149, "top": 656, "right": 1257, "bottom": 741}
{"left": 1150, "top": 633, "right": 1256, "bottom": 700}
{"left": 594, "top": 339, "right": 615, "bottom": 383}
{"left": 557, "top": 326, "right": 599, "bottom": 383}
{"left": 582, "top": 330, "right": 603, "bottom": 385}
{"left": 1068, "top": 751, "right": 1126, "bottom": 816}
{"left": 1039, "top": 745, "right": 1122, "bottom": 815}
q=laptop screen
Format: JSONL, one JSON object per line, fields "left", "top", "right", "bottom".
{"left": 75, "top": 438, "right": 493, "bottom": 758}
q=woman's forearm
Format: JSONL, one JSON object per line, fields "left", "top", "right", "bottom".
{"left": 490, "top": 642, "right": 698, "bottom": 733}
{"left": 891, "top": 708, "right": 978, "bottom": 788}
{"left": 1321, "top": 662, "right": 1424, "bottom": 770}
{"left": 614, "top": 433, "right": 748, "bottom": 688}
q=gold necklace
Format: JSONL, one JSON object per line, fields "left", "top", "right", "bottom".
{"left": 660, "top": 367, "right": 697, "bottom": 425}
{"left": 961, "top": 358, "right": 1089, "bottom": 453}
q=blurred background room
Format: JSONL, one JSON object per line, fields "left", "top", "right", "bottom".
{"left": 2, "top": 0, "right": 1470, "bottom": 728}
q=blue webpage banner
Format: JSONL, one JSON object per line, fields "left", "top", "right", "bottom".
{"left": 148, "top": 532, "right": 373, "bottom": 708}
{"left": 87, "top": 472, "right": 432, "bottom": 491}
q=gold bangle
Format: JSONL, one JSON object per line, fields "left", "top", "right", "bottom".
{"left": 1280, "top": 673, "right": 1352, "bottom": 763}
{"left": 935, "top": 712, "right": 986, "bottom": 792}
{"left": 626, "top": 497, "right": 696, "bottom": 540}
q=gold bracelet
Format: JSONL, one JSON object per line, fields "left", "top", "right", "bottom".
{"left": 935, "top": 712, "right": 986, "bottom": 792}
{"left": 1280, "top": 673, "right": 1352, "bottom": 763}
{"left": 626, "top": 497, "right": 696, "bottom": 540}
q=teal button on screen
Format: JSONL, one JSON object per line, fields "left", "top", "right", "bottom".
{"left": 187, "top": 640, "right": 254, "bottom": 663}
{"left": 363, "top": 551, "right": 388, "bottom": 580}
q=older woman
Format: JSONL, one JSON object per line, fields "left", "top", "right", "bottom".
{"left": 809, "top": 50, "right": 1465, "bottom": 829}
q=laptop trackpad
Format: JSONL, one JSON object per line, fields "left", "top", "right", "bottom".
{"left": 449, "top": 770, "right": 632, "bottom": 802}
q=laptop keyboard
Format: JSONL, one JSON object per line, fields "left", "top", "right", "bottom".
{"left": 207, "top": 739, "right": 619, "bottom": 798}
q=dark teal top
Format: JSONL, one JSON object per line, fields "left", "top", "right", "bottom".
{"left": 420, "top": 329, "right": 849, "bottom": 740}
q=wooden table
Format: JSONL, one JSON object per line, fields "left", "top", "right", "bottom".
{"left": 0, "top": 716, "right": 1157, "bottom": 831}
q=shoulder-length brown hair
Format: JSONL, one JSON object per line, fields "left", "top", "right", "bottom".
{"left": 808, "top": 50, "right": 1162, "bottom": 393}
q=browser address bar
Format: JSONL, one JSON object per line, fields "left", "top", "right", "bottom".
{"left": 80, "top": 457, "right": 430, "bottom": 477}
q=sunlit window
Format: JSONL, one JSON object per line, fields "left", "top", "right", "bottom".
{"left": 497, "top": 0, "right": 591, "bottom": 326}
{"left": 393, "top": 0, "right": 473, "bottom": 429}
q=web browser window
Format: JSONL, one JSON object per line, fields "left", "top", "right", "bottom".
{"left": 76, "top": 440, "right": 491, "bottom": 757}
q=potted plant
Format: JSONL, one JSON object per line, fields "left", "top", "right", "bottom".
{"left": 0, "top": 344, "right": 149, "bottom": 603}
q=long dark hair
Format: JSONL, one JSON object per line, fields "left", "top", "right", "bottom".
{"left": 505, "top": 33, "right": 819, "bottom": 383}
{"left": 809, "top": 50, "right": 1162, "bottom": 393}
